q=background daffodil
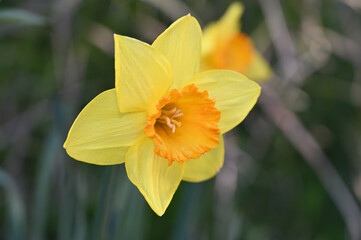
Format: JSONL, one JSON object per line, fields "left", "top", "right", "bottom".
{"left": 201, "top": 2, "right": 272, "bottom": 82}
{"left": 64, "top": 15, "right": 260, "bottom": 216}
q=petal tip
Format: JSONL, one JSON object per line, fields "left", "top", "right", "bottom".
{"left": 155, "top": 209, "right": 165, "bottom": 217}
{"left": 179, "top": 13, "right": 200, "bottom": 27}
{"left": 230, "top": 1, "right": 244, "bottom": 9}
{"left": 228, "top": 1, "right": 244, "bottom": 16}
{"left": 113, "top": 33, "right": 120, "bottom": 40}
{"left": 63, "top": 138, "right": 70, "bottom": 149}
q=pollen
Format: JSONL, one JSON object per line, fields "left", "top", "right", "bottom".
{"left": 144, "top": 84, "right": 221, "bottom": 165}
{"left": 211, "top": 33, "right": 255, "bottom": 73}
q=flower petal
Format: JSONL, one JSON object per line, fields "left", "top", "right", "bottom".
{"left": 182, "top": 135, "right": 224, "bottom": 182}
{"left": 65, "top": 145, "right": 130, "bottom": 165}
{"left": 202, "top": 33, "right": 255, "bottom": 74}
{"left": 202, "top": 2, "right": 244, "bottom": 56}
{"left": 152, "top": 14, "right": 202, "bottom": 89}
{"left": 186, "top": 70, "right": 261, "bottom": 133}
{"left": 64, "top": 89, "right": 146, "bottom": 165}
{"left": 114, "top": 35, "right": 172, "bottom": 112}
{"left": 125, "top": 137, "right": 184, "bottom": 216}
{"left": 218, "top": 2, "right": 244, "bottom": 32}
{"left": 245, "top": 50, "right": 273, "bottom": 82}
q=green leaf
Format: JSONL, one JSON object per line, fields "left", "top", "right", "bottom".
{"left": 0, "top": 8, "right": 48, "bottom": 26}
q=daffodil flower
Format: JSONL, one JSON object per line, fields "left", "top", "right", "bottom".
{"left": 201, "top": 2, "right": 272, "bottom": 81}
{"left": 64, "top": 15, "right": 260, "bottom": 216}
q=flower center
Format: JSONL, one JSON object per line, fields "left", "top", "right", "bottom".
{"left": 144, "top": 84, "right": 221, "bottom": 165}
{"left": 156, "top": 107, "right": 183, "bottom": 134}
{"left": 211, "top": 33, "right": 255, "bottom": 73}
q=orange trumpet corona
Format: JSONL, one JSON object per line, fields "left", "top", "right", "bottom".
{"left": 144, "top": 84, "right": 221, "bottom": 165}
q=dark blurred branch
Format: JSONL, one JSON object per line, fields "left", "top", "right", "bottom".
{"left": 257, "top": 0, "right": 361, "bottom": 237}
{"left": 258, "top": 0, "right": 300, "bottom": 84}
{"left": 325, "top": 29, "right": 361, "bottom": 70}
{"left": 260, "top": 84, "right": 361, "bottom": 240}
{"left": 88, "top": 23, "right": 114, "bottom": 55}
{"left": 339, "top": 0, "right": 361, "bottom": 12}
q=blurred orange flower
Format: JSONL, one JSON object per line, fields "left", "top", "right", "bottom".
{"left": 201, "top": 2, "right": 272, "bottom": 81}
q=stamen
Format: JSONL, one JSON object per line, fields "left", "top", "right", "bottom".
{"left": 161, "top": 107, "right": 177, "bottom": 115}
{"left": 165, "top": 117, "right": 171, "bottom": 126}
{"left": 173, "top": 110, "right": 183, "bottom": 118}
{"left": 144, "top": 83, "right": 221, "bottom": 164}
{"left": 171, "top": 119, "right": 182, "bottom": 127}
{"left": 157, "top": 107, "right": 183, "bottom": 134}
{"left": 174, "top": 108, "right": 182, "bottom": 115}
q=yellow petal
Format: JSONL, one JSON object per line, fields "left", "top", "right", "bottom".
{"left": 64, "top": 89, "right": 146, "bottom": 165}
{"left": 65, "top": 145, "right": 130, "bottom": 165}
{"left": 125, "top": 137, "right": 184, "bottom": 216}
{"left": 218, "top": 2, "right": 244, "bottom": 32}
{"left": 114, "top": 35, "right": 172, "bottom": 112}
{"left": 186, "top": 70, "right": 261, "bottom": 133}
{"left": 203, "top": 33, "right": 255, "bottom": 74}
{"left": 182, "top": 135, "right": 224, "bottom": 182}
{"left": 202, "top": 2, "right": 244, "bottom": 56}
{"left": 245, "top": 50, "right": 273, "bottom": 82}
{"left": 152, "top": 14, "right": 202, "bottom": 89}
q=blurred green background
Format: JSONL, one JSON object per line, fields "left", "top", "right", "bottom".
{"left": 1, "top": 0, "right": 361, "bottom": 239}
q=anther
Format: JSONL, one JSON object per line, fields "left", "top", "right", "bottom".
{"left": 158, "top": 107, "right": 183, "bottom": 134}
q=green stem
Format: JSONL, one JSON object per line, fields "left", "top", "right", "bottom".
{"left": 90, "top": 166, "right": 117, "bottom": 240}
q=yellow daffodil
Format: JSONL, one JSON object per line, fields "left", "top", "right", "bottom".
{"left": 63, "top": 15, "right": 260, "bottom": 216}
{"left": 201, "top": 2, "right": 272, "bottom": 81}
